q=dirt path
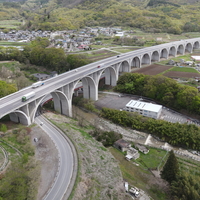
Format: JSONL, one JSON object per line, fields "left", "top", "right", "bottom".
{"left": 30, "top": 125, "right": 59, "bottom": 200}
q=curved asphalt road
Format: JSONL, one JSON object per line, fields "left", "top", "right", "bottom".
{"left": 35, "top": 115, "right": 74, "bottom": 200}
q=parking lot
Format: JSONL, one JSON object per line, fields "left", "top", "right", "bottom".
{"left": 96, "top": 92, "right": 200, "bottom": 126}
{"left": 161, "top": 108, "right": 200, "bottom": 125}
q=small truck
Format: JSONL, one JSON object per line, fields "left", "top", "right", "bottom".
{"left": 32, "top": 81, "right": 44, "bottom": 88}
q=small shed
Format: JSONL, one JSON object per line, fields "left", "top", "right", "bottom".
{"left": 114, "top": 139, "right": 131, "bottom": 152}
{"left": 168, "top": 60, "right": 175, "bottom": 65}
{"left": 135, "top": 144, "right": 149, "bottom": 154}
{"left": 50, "top": 71, "right": 58, "bottom": 77}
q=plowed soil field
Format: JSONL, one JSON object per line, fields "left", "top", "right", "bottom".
{"left": 132, "top": 64, "right": 172, "bottom": 75}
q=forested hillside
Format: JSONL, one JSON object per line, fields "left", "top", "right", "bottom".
{"left": 1, "top": 0, "right": 200, "bottom": 33}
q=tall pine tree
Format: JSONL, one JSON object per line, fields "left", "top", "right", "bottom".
{"left": 161, "top": 150, "right": 179, "bottom": 184}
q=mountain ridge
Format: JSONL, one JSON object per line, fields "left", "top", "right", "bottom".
{"left": 1, "top": 0, "right": 200, "bottom": 34}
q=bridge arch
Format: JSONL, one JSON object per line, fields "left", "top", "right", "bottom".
{"left": 169, "top": 46, "right": 176, "bottom": 57}
{"left": 185, "top": 43, "right": 193, "bottom": 53}
{"left": 119, "top": 60, "right": 130, "bottom": 72}
{"left": 103, "top": 66, "right": 118, "bottom": 86}
{"left": 151, "top": 51, "right": 159, "bottom": 62}
{"left": 193, "top": 41, "right": 200, "bottom": 49}
{"left": 131, "top": 56, "right": 140, "bottom": 68}
{"left": 160, "top": 48, "right": 168, "bottom": 59}
{"left": 141, "top": 53, "right": 151, "bottom": 65}
{"left": 9, "top": 110, "right": 30, "bottom": 125}
{"left": 82, "top": 76, "right": 98, "bottom": 100}
{"left": 177, "top": 44, "right": 184, "bottom": 55}
{"left": 51, "top": 90, "right": 72, "bottom": 116}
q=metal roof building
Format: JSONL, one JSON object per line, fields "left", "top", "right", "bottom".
{"left": 125, "top": 100, "right": 162, "bottom": 119}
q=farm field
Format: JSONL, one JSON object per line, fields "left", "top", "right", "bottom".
{"left": 111, "top": 47, "right": 141, "bottom": 53}
{"left": 83, "top": 50, "right": 118, "bottom": 62}
{"left": 132, "top": 64, "right": 173, "bottom": 75}
{"left": 132, "top": 64, "right": 200, "bottom": 78}
{"left": 169, "top": 67, "right": 198, "bottom": 73}
{"left": 163, "top": 71, "right": 200, "bottom": 78}
{"left": 163, "top": 66, "right": 200, "bottom": 78}
{"left": 0, "top": 20, "right": 22, "bottom": 29}
{"left": 0, "top": 41, "right": 28, "bottom": 46}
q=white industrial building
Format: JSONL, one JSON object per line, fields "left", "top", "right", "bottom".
{"left": 125, "top": 100, "right": 162, "bottom": 119}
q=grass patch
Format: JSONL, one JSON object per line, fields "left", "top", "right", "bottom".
{"left": 99, "top": 146, "right": 107, "bottom": 151}
{"left": 0, "top": 141, "right": 18, "bottom": 154}
{"left": 89, "top": 51, "right": 110, "bottom": 56}
{"left": 70, "top": 126, "right": 93, "bottom": 140}
{"left": 91, "top": 45, "right": 107, "bottom": 49}
{"left": 137, "top": 148, "right": 168, "bottom": 169}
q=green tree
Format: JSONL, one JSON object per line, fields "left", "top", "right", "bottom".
{"left": 0, "top": 80, "right": 17, "bottom": 97}
{"left": 0, "top": 160, "right": 29, "bottom": 200}
{"left": 171, "top": 174, "right": 200, "bottom": 200}
{"left": 30, "top": 37, "right": 50, "bottom": 48}
{"left": 66, "top": 54, "right": 90, "bottom": 70}
{"left": 161, "top": 150, "right": 179, "bottom": 184}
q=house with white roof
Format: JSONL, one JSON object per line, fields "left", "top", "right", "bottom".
{"left": 115, "top": 31, "right": 124, "bottom": 37}
{"left": 125, "top": 100, "right": 162, "bottom": 119}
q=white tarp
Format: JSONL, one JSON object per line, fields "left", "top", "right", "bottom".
{"left": 125, "top": 154, "right": 133, "bottom": 160}
{"left": 191, "top": 56, "right": 200, "bottom": 61}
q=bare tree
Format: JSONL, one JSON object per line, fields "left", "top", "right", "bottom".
{"left": 15, "top": 75, "right": 31, "bottom": 90}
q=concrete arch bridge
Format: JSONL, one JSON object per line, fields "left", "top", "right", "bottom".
{"left": 0, "top": 38, "right": 200, "bottom": 125}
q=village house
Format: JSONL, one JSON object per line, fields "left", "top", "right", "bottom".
{"left": 114, "top": 139, "right": 131, "bottom": 152}
{"left": 114, "top": 139, "right": 140, "bottom": 161}
{"left": 126, "top": 147, "right": 140, "bottom": 160}
{"left": 135, "top": 144, "right": 149, "bottom": 154}
{"left": 33, "top": 73, "right": 49, "bottom": 81}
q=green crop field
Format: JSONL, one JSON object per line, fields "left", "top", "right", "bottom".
{"left": 0, "top": 20, "right": 22, "bottom": 29}
{"left": 0, "top": 41, "right": 28, "bottom": 46}
{"left": 169, "top": 67, "right": 199, "bottom": 73}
